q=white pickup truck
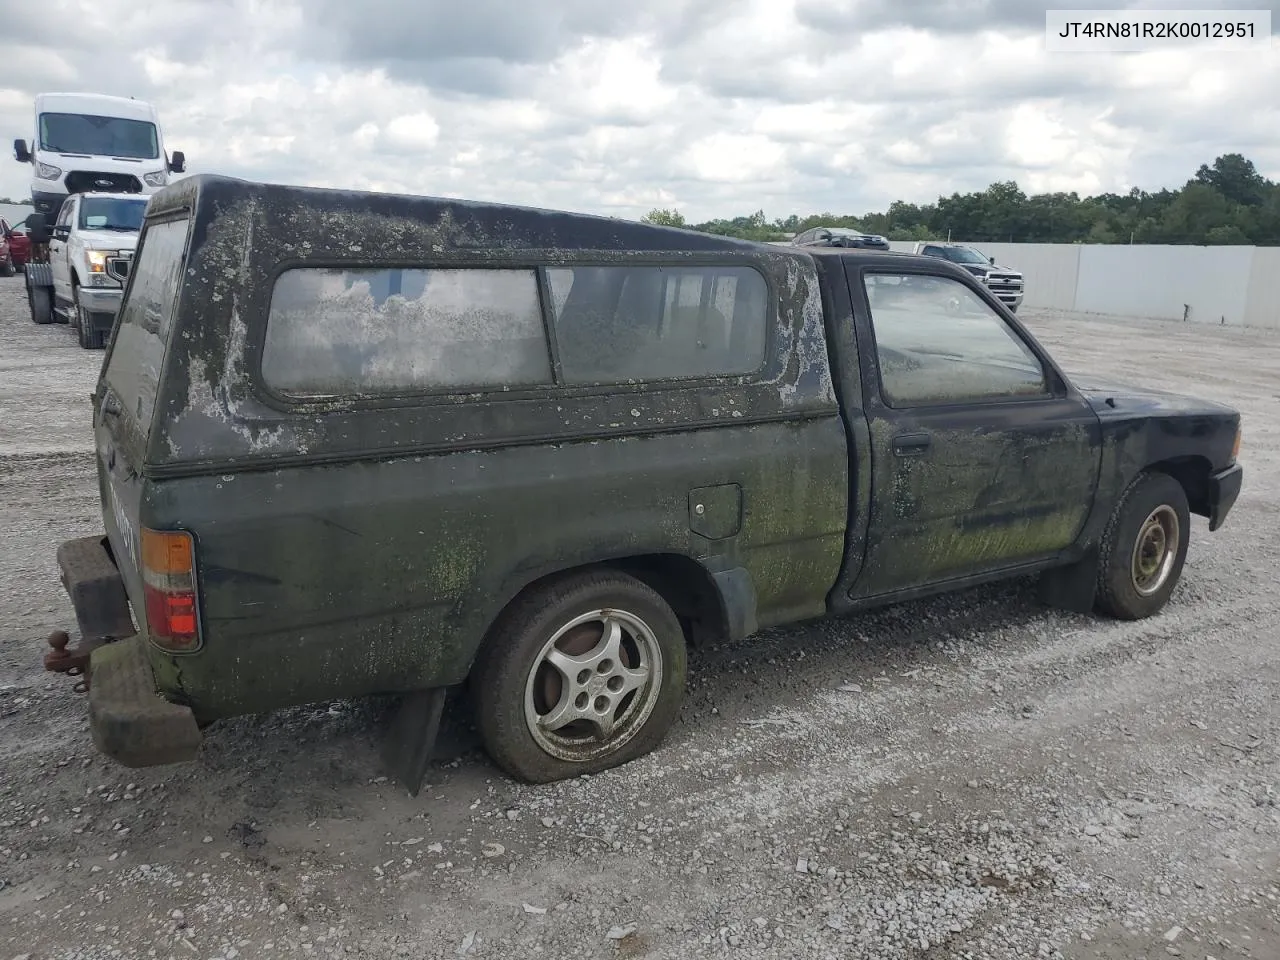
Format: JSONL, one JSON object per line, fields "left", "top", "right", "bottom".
{"left": 26, "top": 192, "right": 147, "bottom": 348}
{"left": 911, "top": 242, "right": 1025, "bottom": 312}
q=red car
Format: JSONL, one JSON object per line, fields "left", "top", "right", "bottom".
{"left": 1, "top": 217, "right": 31, "bottom": 275}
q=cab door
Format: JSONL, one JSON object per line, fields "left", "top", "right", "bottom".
{"left": 49, "top": 196, "right": 75, "bottom": 306}
{"left": 844, "top": 264, "right": 1101, "bottom": 601}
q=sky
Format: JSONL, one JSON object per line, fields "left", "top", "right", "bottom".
{"left": 1, "top": 0, "right": 1277, "bottom": 222}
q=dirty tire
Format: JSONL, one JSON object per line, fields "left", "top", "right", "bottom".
{"left": 28, "top": 281, "right": 53, "bottom": 324}
{"left": 1095, "top": 470, "right": 1190, "bottom": 620}
{"left": 72, "top": 288, "right": 103, "bottom": 349}
{"left": 471, "top": 570, "right": 687, "bottom": 783}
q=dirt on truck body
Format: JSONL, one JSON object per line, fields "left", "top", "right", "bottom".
{"left": 44, "top": 173, "right": 1244, "bottom": 790}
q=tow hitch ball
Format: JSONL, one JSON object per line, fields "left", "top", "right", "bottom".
{"left": 43, "top": 630, "right": 99, "bottom": 694}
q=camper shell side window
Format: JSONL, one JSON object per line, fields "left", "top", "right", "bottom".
{"left": 258, "top": 262, "right": 772, "bottom": 401}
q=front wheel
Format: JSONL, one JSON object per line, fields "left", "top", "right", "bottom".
{"left": 1095, "top": 471, "right": 1190, "bottom": 619}
{"left": 0, "top": 253, "right": 13, "bottom": 277}
{"left": 72, "top": 287, "right": 103, "bottom": 349}
{"left": 471, "top": 570, "right": 687, "bottom": 783}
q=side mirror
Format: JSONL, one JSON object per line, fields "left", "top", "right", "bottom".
{"left": 53, "top": 224, "right": 70, "bottom": 240}
{"left": 168, "top": 150, "right": 185, "bottom": 173}
{"left": 14, "top": 139, "right": 30, "bottom": 163}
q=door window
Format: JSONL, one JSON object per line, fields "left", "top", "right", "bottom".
{"left": 863, "top": 273, "right": 1047, "bottom": 407}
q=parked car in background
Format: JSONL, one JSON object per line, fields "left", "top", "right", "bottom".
{"left": 0, "top": 217, "right": 24, "bottom": 275}
{"left": 912, "top": 241, "right": 1025, "bottom": 312}
{"left": 793, "top": 226, "right": 890, "bottom": 250}
{"left": 45, "top": 174, "right": 1242, "bottom": 793}
{"left": 25, "top": 191, "right": 146, "bottom": 347}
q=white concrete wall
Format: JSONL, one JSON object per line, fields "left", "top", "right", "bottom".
{"left": 769, "top": 237, "right": 1279, "bottom": 328}
{"left": 1075, "top": 245, "right": 1254, "bottom": 325}
{"left": 880, "top": 239, "right": 1279, "bottom": 329}
{"left": 980, "top": 243, "right": 1080, "bottom": 311}
{"left": 1243, "top": 247, "right": 1280, "bottom": 330}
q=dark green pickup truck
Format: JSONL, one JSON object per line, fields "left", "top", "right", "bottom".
{"left": 45, "top": 175, "right": 1243, "bottom": 788}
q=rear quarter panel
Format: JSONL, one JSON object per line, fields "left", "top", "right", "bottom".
{"left": 145, "top": 417, "right": 847, "bottom": 718}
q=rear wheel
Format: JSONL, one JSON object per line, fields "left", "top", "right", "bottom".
{"left": 28, "top": 278, "right": 53, "bottom": 324}
{"left": 472, "top": 570, "right": 687, "bottom": 783}
{"left": 1095, "top": 471, "right": 1190, "bottom": 619}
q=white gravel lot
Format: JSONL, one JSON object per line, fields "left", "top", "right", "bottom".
{"left": 1, "top": 273, "right": 1277, "bottom": 960}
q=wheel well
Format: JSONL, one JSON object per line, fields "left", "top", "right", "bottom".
{"left": 1148, "top": 456, "right": 1212, "bottom": 517}
{"left": 611, "top": 555, "right": 727, "bottom": 647}
{"left": 487, "top": 555, "right": 729, "bottom": 653}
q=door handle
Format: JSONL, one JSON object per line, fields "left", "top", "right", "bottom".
{"left": 892, "top": 432, "right": 931, "bottom": 456}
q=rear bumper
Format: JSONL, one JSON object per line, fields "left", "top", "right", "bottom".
{"left": 55, "top": 534, "right": 201, "bottom": 767}
{"left": 89, "top": 636, "right": 202, "bottom": 767}
{"left": 1208, "top": 462, "right": 1243, "bottom": 531}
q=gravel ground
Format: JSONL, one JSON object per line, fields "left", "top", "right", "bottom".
{"left": 1, "top": 273, "right": 1277, "bottom": 960}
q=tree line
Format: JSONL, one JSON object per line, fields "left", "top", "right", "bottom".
{"left": 642, "top": 154, "right": 1280, "bottom": 246}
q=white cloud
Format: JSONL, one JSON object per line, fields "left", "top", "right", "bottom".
{"left": 384, "top": 113, "right": 442, "bottom": 151}
{"left": 0, "top": 0, "right": 1276, "bottom": 220}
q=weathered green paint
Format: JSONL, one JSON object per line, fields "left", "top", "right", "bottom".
{"left": 70, "top": 175, "right": 1242, "bottom": 743}
{"left": 850, "top": 412, "right": 1101, "bottom": 599}
{"left": 139, "top": 414, "right": 848, "bottom": 719}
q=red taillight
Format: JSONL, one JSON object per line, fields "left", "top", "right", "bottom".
{"left": 140, "top": 528, "right": 200, "bottom": 651}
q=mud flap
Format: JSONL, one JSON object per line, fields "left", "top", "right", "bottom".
{"left": 1037, "top": 549, "right": 1099, "bottom": 614}
{"left": 25, "top": 261, "right": 53, "bottom": 288}
{"left": 381, "top": 687, "right": 448, "bottom": 797}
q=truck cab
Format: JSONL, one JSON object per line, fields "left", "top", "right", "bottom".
{"left": 44, "top": 176, "right": 1242, "bottom": 789}
{"left": 13, "top": 92, "right": 184, "bottom": 224}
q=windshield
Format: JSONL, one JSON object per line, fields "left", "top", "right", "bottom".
{"left": 38, "top": 112, "right": 159, "bottom": 159}
{"left": 79, "top": 197, "right": 148, "bottom": 232}
{"left": 941, "top": 246, "right": 991, "bottom": 265}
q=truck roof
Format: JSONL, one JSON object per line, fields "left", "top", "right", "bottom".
{"left": 35, "top": 92, "right": 158, "bottom": 122}
{"left": 803, "top": 245, "right": 919, "bottom": 261}
{"left": 147, "top": 174, "right": 798, "bottom": 258}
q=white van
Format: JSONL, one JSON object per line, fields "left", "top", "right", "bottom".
{"left": 13, "top": 92, "right": 185, "bottom": 223}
